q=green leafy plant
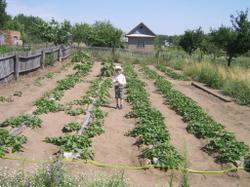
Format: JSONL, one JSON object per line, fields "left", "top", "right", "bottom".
{"left": 13, "top": 91, "right": 23, "bottom": 97}
{"left": 0, "top": 114, "right": 42, "bottom": 128}
{"left": 45, "top": 72, "right": 55, "bottom": 79}
{"left": 34, "top": 98, "right": 64, "bottom": 115}
{"left": 0, "top": 128, "right": 27, "bottom": 157}
{"left": 66, "top": 108, "right": 85, "bottom": 116}
{"left": 156, "top": 64, "right": 189, "bottom": 81}
{"left": 143, "top": 143, "right": 183, "bottom": 169}
{"left": 0, "top": 96, "right": 14, "bottom": 103}
{"left": 62, "top": 122, "right": 81, "bottom": 133}
{"left": 101, "top": 59, "right": 114, "bottom": 77}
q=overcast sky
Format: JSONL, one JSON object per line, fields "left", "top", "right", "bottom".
{"left": 6, "top": 0, "right": 250, "bottom": 35}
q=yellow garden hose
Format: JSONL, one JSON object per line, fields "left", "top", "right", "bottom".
{"left": 0, "top": 155, "right": 244, "bottom": 174}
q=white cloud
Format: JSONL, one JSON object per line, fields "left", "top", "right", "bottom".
{"left": 6, "top": 0, "right": 63, "bottom": 21}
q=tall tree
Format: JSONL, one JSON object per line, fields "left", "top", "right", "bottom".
{"left": 72, "top": 23, "right": 92, "bottom": 45}
{"left": 211, "top": 9, "right": 250, "bottom": 66}
{"left": 179, "top": 27, "right": 204, "bottom": 56}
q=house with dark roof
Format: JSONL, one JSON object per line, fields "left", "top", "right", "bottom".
{"left": 126, "top": 22, "right": 156, "bottom": 52}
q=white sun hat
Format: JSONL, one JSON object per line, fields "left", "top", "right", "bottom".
{"left": 114, "top": 65, "right": 122, "bottom": 70}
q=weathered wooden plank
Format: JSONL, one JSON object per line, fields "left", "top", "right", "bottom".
{"left": 191, "top": 82, "right": 232, "bottom": 102}
{"left": 0, "top": 56, "right": 15, "bottom": 79}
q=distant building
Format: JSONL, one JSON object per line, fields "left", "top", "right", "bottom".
{"left": 0, "top": 30, "right": 23, "bottom": 46}
{"left": 126, "top": 22, "right": 156, "bottom": 52}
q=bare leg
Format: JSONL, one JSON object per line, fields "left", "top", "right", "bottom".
{"left": 115, "top": 98, "right": 119, "bottom": 108}
{"left": 119, "top": 98, "right": 123, "bottom": 109}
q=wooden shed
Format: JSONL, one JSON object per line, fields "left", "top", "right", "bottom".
{"left": 126, "top": 22, "right": 156, "bottom": 52}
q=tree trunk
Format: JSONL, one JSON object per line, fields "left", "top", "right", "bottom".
{"left": 112, "top": 46, "right": 115, "bottom": 58}
{"left": 227, "top": 56, "right": 232, "bottom": 67}
{"left": 213, "top": 54, "right": 216, "bottom": 61}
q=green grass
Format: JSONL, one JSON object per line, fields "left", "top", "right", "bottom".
{"left": 0, "top": 45, "right": 27, "bottom": 55}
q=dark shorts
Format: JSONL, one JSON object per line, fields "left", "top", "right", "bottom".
{"left": 115, "top": 85, "right": 124, "bottom": 99}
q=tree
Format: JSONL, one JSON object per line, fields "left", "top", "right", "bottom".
{"left": 0, "top": 0, "right": 10, "bottom": 28}
{"left": 200, "top": 34, "right": 222, "bottom": 61}
{"left": 211, "top": 9, "right": 250, "bottom": 66}
{"left": 72, "top": 23, "right": 92, "bottom": 45}
{"left": 179, "top": 27, "right": 204, "bottom": 56}
{"left": 88, "top": 21, "right": 123, "bottom": 56}
{"left": 33, "top": 19, "right": 72, "bottom": 45}
{"left": 89, "top": 21, "right": 122, "bottom": 47}
{"left": 12, "top": 14, "right": 46, "bottom": 43}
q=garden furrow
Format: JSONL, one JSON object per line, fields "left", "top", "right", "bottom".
{"left": 135, "top": 65, "right": 250, "bottom": 187}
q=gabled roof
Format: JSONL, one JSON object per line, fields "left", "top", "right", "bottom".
{"left": 126, "top": 22, "right": 156, "bottom": 38}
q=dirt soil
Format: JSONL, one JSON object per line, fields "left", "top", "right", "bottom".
{"left": 136, "top": 66, "right": 250, "bottom": 187}
{"left": 149, "top": 65, "right": 250, "bottom": 148}
{"left": 0, "top": 59, "right": 75, "bottom": 121}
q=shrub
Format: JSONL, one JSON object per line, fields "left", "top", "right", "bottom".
{"left": 223, "top": 80, "right": 250, "bottom": 106}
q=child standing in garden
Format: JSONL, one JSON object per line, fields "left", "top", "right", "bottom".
{"left": 113, "top": 65, "right": 126, "bottom": 109}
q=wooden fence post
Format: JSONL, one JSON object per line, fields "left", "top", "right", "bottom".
{"left": 14, "top": 53, "right": 20, "bottom": 80}
{"left": 59, "top": 47, "right": 62, "bottom": 62}
{"left": 40, "top": 49, "right": 45, "bottom": 69}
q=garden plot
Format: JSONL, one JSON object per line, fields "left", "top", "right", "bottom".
{"left": 150, "top": 65, "right": 250, "bottom": 148}
{"left": 0, "top": 50, "right": 97, "bottom": 162}
{"left": 1, "top": 53, "right": 250, "bottom": 186}
{"left": 136, "top": 65, "right": 250, "bottom": 187}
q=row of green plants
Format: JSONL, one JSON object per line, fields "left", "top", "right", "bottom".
{"left": 156, "top": 63, "right": 189, "bottom": 81}
{"left": 123, "top": 63, "right": 183, "bottom": 169}
{"left": 141, "top": 65, "right": 250, "bottom": 171}
{"left": 0, "top": 50, "right": 93, "bottom": 157}
{"left": 100, "top": 57, "right": 115, "bottom": 77}
{"left": 45, "top": 77, "right": 112, "bottom": 160}
{"left": 34, "top": 50, "right": 94, "bottom": 115}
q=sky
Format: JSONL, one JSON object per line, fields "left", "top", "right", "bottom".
{"left": 6, "top": 0, "right": 250, "bottom": 35}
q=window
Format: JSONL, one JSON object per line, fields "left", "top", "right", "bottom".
{"left": 137, "top": 41, "right": 145, "bottom": 48}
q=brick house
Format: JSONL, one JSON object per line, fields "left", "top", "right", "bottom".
{"left": 126, "top": 22, "right": 156, "bottom": 52}
{"left": 0, "top": 30, "right": 23, "bottom": 46}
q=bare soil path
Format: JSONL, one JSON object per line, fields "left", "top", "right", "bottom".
{"left": 0, "top": 59, "right": 75, "bottom": 121}
{"left": 136, "top": 66, "right": 250, "bottom": 187}
{"left": 149, "top": 65, "right": 250, "bottom": 148}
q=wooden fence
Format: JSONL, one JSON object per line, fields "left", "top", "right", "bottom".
{"left": 85, "top": 46, "right": 155, "bottom": 57}
{"left": 0, "top": 45, "right": 73, "bottom": 84}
